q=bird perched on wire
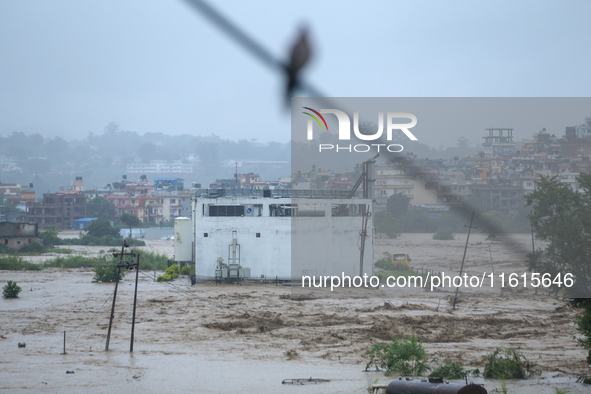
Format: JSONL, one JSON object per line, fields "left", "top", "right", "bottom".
{"left": 285, "top": 26, "right": 311, "bottom": 105}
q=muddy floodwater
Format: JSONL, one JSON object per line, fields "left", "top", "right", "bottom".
{"left": 1, "top": 233, "right": 590, "bottom": 393}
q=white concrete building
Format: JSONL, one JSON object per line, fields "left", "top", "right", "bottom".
{"left": 575, "top": 117, "right": 591, "bottom": 140}
{"left": 127, "top": 160, "right": 195, "bottom": 174}
{"left": 188, "top": 194, "right": 374, "bottom": 279}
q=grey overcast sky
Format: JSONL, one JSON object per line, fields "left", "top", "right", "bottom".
{"left": 1, "top": 0, "right": 590, "bottom": 147}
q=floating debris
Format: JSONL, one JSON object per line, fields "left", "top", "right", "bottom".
{"left": 282, "top": 378, "right": 329, "bottom": 385}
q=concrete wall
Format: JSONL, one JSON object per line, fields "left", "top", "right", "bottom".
{"left": 119, "top": 228, "right": 145, "bottom": 238}
{"left": 2, "top": 236, "right": 37, "bottom": 251}
{"left": 144, "top": 228, "right": 174, "bottom": 239}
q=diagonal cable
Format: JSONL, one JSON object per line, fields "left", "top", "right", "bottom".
{"left": 181, "top": 0, "right": 328, "bottom": 98}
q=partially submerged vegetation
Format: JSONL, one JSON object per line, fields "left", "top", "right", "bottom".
{"left": 2, "top": 280, "right": 22, "bottom": 298}
{"left": 429, "top": 360, "right": 480, "bottom": 380}
{"left": 92, "top": 265, "right": 124, "bottom": 283}
{"left": 365, "top": 334, "right": 429, "bottom": 376}
{"left": 483, "top": 348, "right": 536, "bottom": 379}
{"left": 38, "top": 222, "right": 146, "bottom": 247}
{"left": 0, "top": 251, "right": 169, "bottom": 271}
{"left": 432, "top": 227, "right": 455, "bottom": 240}
{"left": 0, "top": 242, "right": 72, "bottom": 256}
{"left": 365, "top": 337, "right": 535, "bottom": 382}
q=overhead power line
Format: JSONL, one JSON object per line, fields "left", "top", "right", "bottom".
{"left": 181, "top": 0, "right": 327, "bottom": 98}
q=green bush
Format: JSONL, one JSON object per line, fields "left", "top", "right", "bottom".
{"left": 483, "top": 348, "right": 533, "bottom": 379}
{"left": 19, "top": 242, "right": 46, "bottom": 254}
{"left": 156, "top": 264, "right": 180, "bottom": 282}
{"left": 429, "top": 360, "right": 480, "bottom": 379}
{"left": 157, "top": 273, "right": 173, "bottom": 282}
{"left": 180, "top": 265, "right": 191, "bottom": 276}
{"left": 432, "top": 227, "right": 455, "bottom": 240}
{"left": 0, "top": 244, "right": 14, "bottom": 254}
{"left": 365, "top": 334, "right": 430, "bottom": 376}
{"left": 38, "top": 226, "right": 61, "bottom": 246}
{"left": 374, "top": 211, "right": 402, "bottom": 239}
{"left": 3, "top": 280, "right": 22, "bottom": 298}
{"left": 92, "top": 265, "right": 124, "bottom": 283}
{"left": 165, "top": 264, "right": 180, "bottom": 279}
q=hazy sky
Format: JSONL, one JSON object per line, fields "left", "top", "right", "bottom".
{"left": 1, "top": 0, "right": 590, "bottom": 147}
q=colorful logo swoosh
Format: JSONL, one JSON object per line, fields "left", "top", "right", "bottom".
{"left": 302, "top": 107, "right": 329, "bottom": 131}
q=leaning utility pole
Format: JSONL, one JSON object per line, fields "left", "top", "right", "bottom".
{"left": 105, "top": 242, "right": 140, "bottom": 351}
{"left": 453, "top": 211, "right": 477, "bottom": 309}
{"left": 105, "top": 243, "right": 125, "bottom": 351}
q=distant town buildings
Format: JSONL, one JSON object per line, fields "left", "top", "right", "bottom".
{"left": 4, "top": 116, "right": 591, "bottom": 228}
{"left": 127, "top": 160, "right": 195, "bottom": 174}
{"left": 575, "top": 117, "right": 591, "bottom": 140}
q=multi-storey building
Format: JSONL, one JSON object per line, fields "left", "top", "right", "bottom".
{"left": 147, "top": 195, "right": 191, "bottom": 224}
{"left": 106, "top": 195, "right": 159, "bottom": 223}
{"left": 26, "top": 192, "right": 86, "bottom": 230}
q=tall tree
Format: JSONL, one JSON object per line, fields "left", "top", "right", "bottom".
{"left": 526, "top": 174, "right": 591, "bottom": 363}
{"left": 87, "top": 218, "right": 120, "bottom": 238}
{"left": 86, "top": 197, "right": 116, "bottom": 220}
{"left": 386, "top": 193, "right": 411, "bottom": 218}
{"left": 120, "top": 213, "right": 141, "bottom": 237}
{"left": 374, "top": 211, "right": 402, "bottom": 238}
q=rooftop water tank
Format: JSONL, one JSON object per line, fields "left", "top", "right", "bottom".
{"left": 174, "top": 217, "right": 192, "bottom": 262}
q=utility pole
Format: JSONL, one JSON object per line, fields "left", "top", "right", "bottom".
{"left": 105, "top": 242, "right": 139, "bottom": 351}
{"left": 130, "top": 253, "right": 140, "bottom": 352}
{"left": 488, "top": 244, "right": 494, "bottom": 274}
{"left": 453, "top": 211, "right": 476, "bottom": 309}
{"left": 105, "top": 243, "right": 125, "bottom": 351}
{"left": 531, "top": 221, "right": 538, "bottom": 295}
{"left": 358, "top": 154, "right": 378, "bottom": 278}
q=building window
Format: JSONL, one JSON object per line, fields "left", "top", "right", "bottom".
{"left": 209, "top": 205, "right": 245, "bottom": 217}
{"left": 28, "top": 239, "right": 32, "bottom": 244}
{"left": 204, "top": 233, "right": 208, "bottom": 237}
{"left": 4, "top": 239, "right": 7, "bottom": 244}
{"left": 256, "top": 233, "right": 260, "bottom": 238}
